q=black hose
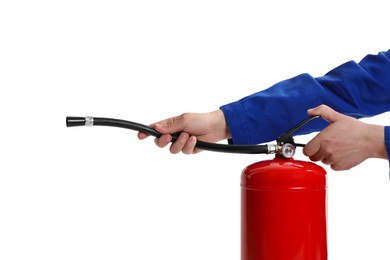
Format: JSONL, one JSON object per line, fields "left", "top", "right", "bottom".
{"left": 66, "top": 116, "right": 269, "bottom": 154}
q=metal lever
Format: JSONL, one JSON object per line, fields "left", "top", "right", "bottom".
{"left": 277, "top": 116, "right": 320, "bottom": 146}
{"left": 275, "top": 116, "right": 320, "bottom": 158}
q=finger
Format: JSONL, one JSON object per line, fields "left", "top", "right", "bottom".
{"left": 303, "top": 132, "right": 322, "bottom": 157}
{"left": 331, "top": 161, "right": 355, "bottom": 171}
{"left": 137, "top": 132, "right": 149, "bottom": 140}
{"left": 330, "top": 163, "right": 344, "bottom": 171}
{"left": 154, "top": 134, "right": 172, "bottom": 148}
{"left": 154, "top": 115, "right": 187, "bottom": 135}
{"left": 308, "top": 150, "right": 327, "bottom": 162}
{"left": 169, "top": 132, "right": 190, "bottom": 154}
{"left": 182, "top": 135, "right": 197, "bottom": 154}
{"left": 303, "top": 132, "right": 332, "bottom": 162}
{"left": 321, "top": 156, "right": 333, "bottom": 165}
{"left": 153, "top": 123, "right": 168, "bottom": 134}
{"left": 138, "top": 122, "right": 163, "bottom": 140}
{"left": 138, "top": 121, "right": 178, "bottom": 141}
{"left": 307, "top": 104, "right": 342, "bottom": 124}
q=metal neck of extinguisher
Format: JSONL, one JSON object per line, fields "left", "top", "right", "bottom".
{"left": 66, "top": 115, "right": 320, "bottom": 158}
{"left": 273, "top": 115, "right": 320, "bottom": 158}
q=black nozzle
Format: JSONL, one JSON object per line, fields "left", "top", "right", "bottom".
{"left": 66, "top": 117, "right": 86, "bottom": 127}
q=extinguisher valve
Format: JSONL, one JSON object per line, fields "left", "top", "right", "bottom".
{"left": 273, "top": 116, "right": 320, "bottom": 158}
{"left": 267, "top": 143, "right": 296, "bottom": 158}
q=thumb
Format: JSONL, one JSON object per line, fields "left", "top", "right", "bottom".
{"left": 307, "top": 104, "right": 342, "bottom": 124}
{"left": 153, "top": 115, "right": 186, "bottom": 135}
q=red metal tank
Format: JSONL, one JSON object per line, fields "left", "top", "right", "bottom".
{"left": 241, "top": 157, "right": 327, "bottom": 260}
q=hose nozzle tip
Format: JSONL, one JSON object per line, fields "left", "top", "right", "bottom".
{"left": 66, "top": 116, "right": 87, "bottom": 127}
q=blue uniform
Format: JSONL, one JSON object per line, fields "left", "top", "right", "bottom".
{"left": 220, "top": 50, "right": 390, "bottom": 161}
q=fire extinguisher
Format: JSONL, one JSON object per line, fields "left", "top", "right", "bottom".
{"left": 66, "top": 115, "right": 327, "bottom": 260}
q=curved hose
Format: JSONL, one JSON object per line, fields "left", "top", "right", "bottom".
{"left": 66, "top": 116, "right": 270, "bottom": 154}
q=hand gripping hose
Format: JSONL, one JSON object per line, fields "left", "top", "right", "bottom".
{"left": 66, "top": 116, "right": 319, "bottom": 158}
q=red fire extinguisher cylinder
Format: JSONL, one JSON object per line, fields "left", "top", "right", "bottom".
{"left": 241, "top": 157, "right": 327, "bottom": 260}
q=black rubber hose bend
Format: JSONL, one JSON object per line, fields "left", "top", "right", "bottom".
{"left": 66, "top": 116, "right": 270, "bottom": 154}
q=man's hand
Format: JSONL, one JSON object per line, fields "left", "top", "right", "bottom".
{"left": 303, "top": 105, "right": 386, "bottom": 170}
{"left": 138, "top": 109, "right": 231, "bottom": 154}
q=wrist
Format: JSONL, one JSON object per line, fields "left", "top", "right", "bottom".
{"left": 364, "top": 124, "right": 387, "bottom": 159}
{"left": 212, "top": 109, "right": 232, "bottom": 140}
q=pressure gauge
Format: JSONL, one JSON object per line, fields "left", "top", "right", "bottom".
{"left": 281, "top": 143, "right": 295, "bottom": 158}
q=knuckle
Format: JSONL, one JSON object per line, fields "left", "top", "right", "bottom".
{"left": 318, "top": 104, "right": 328, "bottom": 110}
{"left": 330, "top": 164, "right": 340, "bottom": 171}
{"left": 179, "top": 113, "right": 190, "bottom": 124}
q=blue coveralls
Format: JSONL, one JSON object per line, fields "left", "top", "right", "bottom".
{"left": 220, "top": 50, "right": 390, "bottom": 161}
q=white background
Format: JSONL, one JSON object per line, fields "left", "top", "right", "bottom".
{"left": 1, "top": 1, "right": 389, "bottom": 259}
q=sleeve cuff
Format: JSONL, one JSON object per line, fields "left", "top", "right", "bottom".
{"left": 385, "top": 126, "right": 390, "bottom": 161}
{"left": 220, "top": 102, "right": 253, "bottom": 144}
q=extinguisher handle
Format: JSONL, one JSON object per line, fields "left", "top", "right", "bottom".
{"left": 277, "top": 116, "right": 320, "bottom": 146}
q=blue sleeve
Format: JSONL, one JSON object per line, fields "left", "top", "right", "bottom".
{"left": 220, "top": 50, "right": 390, "bottom": 152}
{"left": 386, "top": 126, "right": 390, "bottom": 162}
